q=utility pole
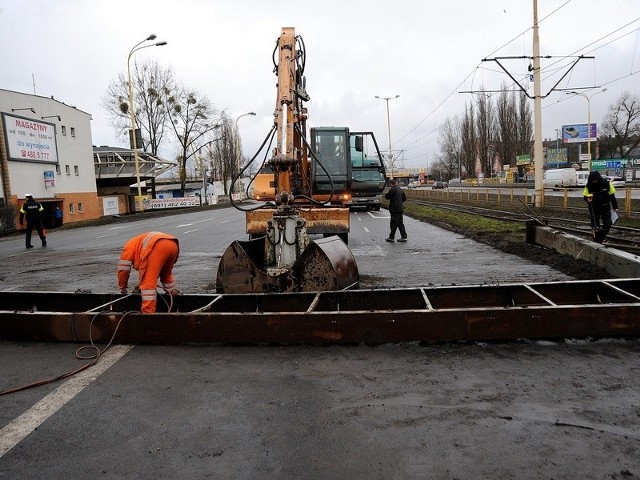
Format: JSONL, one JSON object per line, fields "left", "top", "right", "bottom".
{"left": 532, "top": 0, "right": 544, "bottom": 207}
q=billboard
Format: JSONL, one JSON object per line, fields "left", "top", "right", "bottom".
{"left": 562, "top": 123, "right": 597, "bottom": 144}
{"left": 2, "top": 113, "right": 59, "bottom": 164}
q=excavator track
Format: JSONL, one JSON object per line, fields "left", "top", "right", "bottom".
{"left": 1, "top": 278, "right": 638, "bottom": 344}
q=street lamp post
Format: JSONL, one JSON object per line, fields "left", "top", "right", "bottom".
{"left": 234, "top": 112, "right": 256, "bottom": 196}
{"left": 375, "top": 95, "right": 399, "bottom": 179}
{"left": 198, "top": 155, "right": 208, "bottom": 205}
{"left": 555, "top": 128, "right": 560, "bottom": 169}
{"left": 567, "top": 88, "right": 607, "bottom": 170}
{"left": 127, "top": 34, "right": 167, "bottom": 213}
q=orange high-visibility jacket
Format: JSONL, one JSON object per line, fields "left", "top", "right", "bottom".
{"left": 117, "top": 232, "right": 180, "bottom": 291}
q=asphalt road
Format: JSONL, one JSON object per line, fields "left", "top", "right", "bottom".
{"left": 1, "top": 206, "right": 638, "bottom": 479}
{"left": 0, "top": 204, "right": 572, "bottom": 293}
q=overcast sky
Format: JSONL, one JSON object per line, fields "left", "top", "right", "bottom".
{"left": 2, "top": 0, "right": 639, "bottom": 170}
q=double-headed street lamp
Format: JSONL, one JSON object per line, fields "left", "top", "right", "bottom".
{"left": 127, "top": 33, "right": 167, "bottom": 213}
{"left": 234, "top": 111, "right": 256, "bottom": 195}
{"left": 567, "top": 88, "right": 607, "bottom": 170}
{"left": 375, "top": 95, "right": 399, "bottom": 179}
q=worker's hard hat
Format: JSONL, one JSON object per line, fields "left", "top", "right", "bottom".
{"left": 24, "top": 193, "right": 33, "bottom": 198}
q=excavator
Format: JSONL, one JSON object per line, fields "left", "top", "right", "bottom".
{"left": 216, "top": 27, "right": 359, "bottom": 294}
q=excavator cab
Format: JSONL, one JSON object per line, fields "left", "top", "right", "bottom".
{"left": 346, "top": 131, "right": 387, "bottom": 211}
{"left": 310, "top": 127, "right": 352, "bottom": 205}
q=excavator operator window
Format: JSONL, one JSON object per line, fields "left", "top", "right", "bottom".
{"left": 311, "top": 129, "right": 350, "bottom": 194}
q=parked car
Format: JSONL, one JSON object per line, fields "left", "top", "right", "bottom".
{"left": 432, "top": 181, "right": 446, "bottom": 189}
{"left": 407, "top": 180, "right": 421, "bottom": 189}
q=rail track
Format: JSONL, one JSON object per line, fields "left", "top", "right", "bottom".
{"left": 410, "top": 198, "right": 640, "bottom": 253}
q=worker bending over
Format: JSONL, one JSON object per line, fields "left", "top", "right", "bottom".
{"left": 117, "top": 231, "right": 180, "bottom": 313}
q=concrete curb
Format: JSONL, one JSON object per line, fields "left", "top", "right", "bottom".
{"left": 527, "top": 222, "right": 640, "bottom": 277}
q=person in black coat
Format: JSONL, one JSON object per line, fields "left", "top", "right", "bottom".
{"left": 384, "top": 179, "right": 407, "bottom": 242}
{"left": 19, "top": 194, "right": 47, "bottom": 248}
{"left": 583, "top": 171, "right": 618, "bottom": 243}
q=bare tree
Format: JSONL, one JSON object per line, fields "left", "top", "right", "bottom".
{"left": 495, "top": 84, "right": 518, "bottom": 171}
{"left": 438, "top": 117, "right": 463, "bottom": 179}
{"left": 207, "top": 113, "right": 239, "bottom": 195}
{"left": 460, "top": 103, "right": 476, "bottom": 178}
{"left": 600, "top": 91, "right": 640, "bottom": 158}
{"left": 476, "top": 91, "right": 495, "bottom": 176}
{"left": 166, "top": 87, "right": 221, "bottom": 196}
{"left": 515, "top": 90, "right": 533, "bottom": 156}
{"left": 102, "top": 60, "right": 175, "bottom": 156}
{"left": 433, "top": 155, "right": 457, "bottom": 181}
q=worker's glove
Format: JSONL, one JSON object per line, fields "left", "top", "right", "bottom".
{"left": 169, "top": 288, "right": 181, "bottom": 296}
{"left": 132, "top": 285, "right": 141, "bottom": 294}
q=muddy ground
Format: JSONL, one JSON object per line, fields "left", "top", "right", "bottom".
{"left": 412, "top": 215, "right": 612, "bottom": 281}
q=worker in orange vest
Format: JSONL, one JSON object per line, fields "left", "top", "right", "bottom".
{"left": 117, "top": 231, "right": 180, "bottom": 313}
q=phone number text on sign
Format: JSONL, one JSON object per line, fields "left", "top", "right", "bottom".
{"left": 144, "top": 197, "right": 200, "bottom": 209}
{"left": 20, "top": 149, "right": 51, "bottom": 160}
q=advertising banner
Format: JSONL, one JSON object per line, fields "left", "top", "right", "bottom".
{"left": 562, "top": 123, "right": 598, "bottom": 144}
{"left": 2, "top": 113, "right": 59, "bottom": 163}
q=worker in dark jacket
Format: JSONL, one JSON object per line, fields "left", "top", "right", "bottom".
{"left": 384, "top": 179, "right": 407, "bottom": 242}
{"left": 19, "top": 194, "right": 47, "bottom": 249}
{"left": 583, "top": 171, "right": 618, "bottom": 243}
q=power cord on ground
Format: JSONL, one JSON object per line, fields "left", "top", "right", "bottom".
{"left": 1, "top": 285, "right": 180, "bottom": 396}
{"left": 0, "top": 309, "right": 138, "bottom": 396}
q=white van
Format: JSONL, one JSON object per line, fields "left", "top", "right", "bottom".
{"left": 576, "top": 170, "right": 590, "bottom": 187}
{"left": 543, "top": 168, "right": 577, "bottom": 188}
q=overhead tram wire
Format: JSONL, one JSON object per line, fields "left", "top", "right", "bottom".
{"left": 537, "top": 17, "right": 640, "bottom": 87}
{"left": 542, "top": 20, "right": 640, "bottom": 111}
{"left": 538, "top": 17, "right": 640, "bottom": 97}
{"left": 483, "top": 0, "right": 573, "bottom": 59}
{"left": 395, "top": 6, "right": 638, "bottom": 166}
{"left": 399, "top": 12, "right": 640, "bottom": 160}
{"left": 394, "top": 1, "right": 576, "bottom": 157}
